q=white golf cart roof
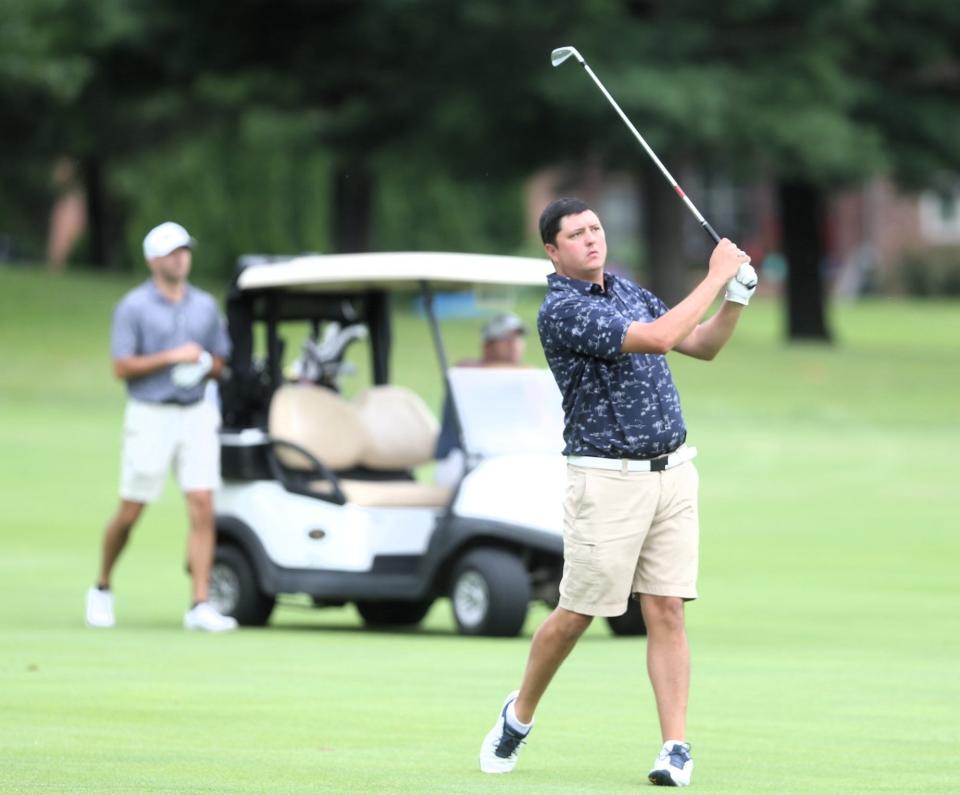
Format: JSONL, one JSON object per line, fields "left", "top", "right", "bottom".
{"left": 237, "top": 252, "right": 553, "bottom": 293}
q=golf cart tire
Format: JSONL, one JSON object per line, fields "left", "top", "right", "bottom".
{"left": 355, "top": 600, "right": 433, "bottom": 627}
{"left": 606, "top": 598, "right": 647, "bottom": 636}
{"left": 450, "top": 548, "right": 531, "bottom": 637}
{"left": 211, "top": 545, "right": 276, "bottom": 626}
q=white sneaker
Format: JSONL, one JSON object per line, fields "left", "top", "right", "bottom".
{"left": 648, "top": 740, "right": 693, "bottom": 787}
{"left": 479, "top": 690, "right": 531, "bottom": 774}
{"left": 85, "top": 587, "right": 115, "bottom": 628}
{"left": 183, "top": 602, "right": 238, "bottom": 632}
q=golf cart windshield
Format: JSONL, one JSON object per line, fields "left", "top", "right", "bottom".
{"left": 448, "top": 367, "right": 565, "bottom": 457}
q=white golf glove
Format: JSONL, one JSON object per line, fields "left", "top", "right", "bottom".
{"left": 725, "top": 263, "right": 758, "bottom": 305}
{"left": 171, "top": 350, "right": 213, "bottom": 389}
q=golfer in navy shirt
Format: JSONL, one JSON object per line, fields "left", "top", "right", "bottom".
{"left": 480, "top": 198, "right": 758, "bottom": 787}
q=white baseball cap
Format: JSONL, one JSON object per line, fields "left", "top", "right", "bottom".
{"left": 482, "top": 312, "right": 527, "bottom": 343}
{"left": 143, "top": 222, "right": 195, "bottom": 260}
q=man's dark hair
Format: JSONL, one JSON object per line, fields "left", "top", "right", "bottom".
{"left": 539, "top": 197, "right": 591, "bottom": 246}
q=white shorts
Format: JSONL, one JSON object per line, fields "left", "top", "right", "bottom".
{"left": 119, "top": 399, "right": 221, "bottom": 503}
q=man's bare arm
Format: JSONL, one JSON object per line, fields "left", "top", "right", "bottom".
{"left": 620, "top": 273, "right": 728, "bottom": 355}
{"left": 673, "top": 301, "right": 744, "bottom": 361}
{"left": 112, "top": 342, "right": 202, "bottom": 380}
{"left": 620, "top": 238, "right": 747, "bottom": 356}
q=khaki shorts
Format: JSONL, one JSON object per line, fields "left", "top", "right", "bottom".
{"left": 559, "top": 460, "right": 700, "bottom": 616}
{"left": 120, "top": 399, "right": 221, "bottom": 503}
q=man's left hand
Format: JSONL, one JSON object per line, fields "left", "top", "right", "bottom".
{"left": 171, "top": 350, "right": 213, "bottom": 388}
{"left": 724, "top": 263, "right": 758, "bottom": 306}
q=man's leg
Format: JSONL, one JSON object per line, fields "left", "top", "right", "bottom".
{"left": 480, "top": 606, "right": 593, "bottom": 773}
{"left": 182, "top": 488, "right": 236, "bottom": 632}
{"left": 97, "top": 500, "right": 146, "bottom": 587}
{"left": 640, "top": 594, "right": 689, "bottom": 741}
{"left": 513, "top": 606, "right": 593, "bottom": 723}
{"left": 184, "top": 489, "right": 215, "bottom": 604}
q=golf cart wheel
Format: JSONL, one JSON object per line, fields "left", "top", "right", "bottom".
{"left": 450, "top": 548, "right": 531, "bottom": 637}
{"left": 209, "top": 545, "right": 275, "bottom": 626}
{"left": 606, "top": 598, "right": 647, "bottom": 636}
{"left": 355, "top": 600, "right": 433, "bottom": 627}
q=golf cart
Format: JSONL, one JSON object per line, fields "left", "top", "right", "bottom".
{"left": 212, "top": 251, "right": 646, "bottom": 637}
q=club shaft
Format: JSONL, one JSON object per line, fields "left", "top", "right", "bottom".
{"left": 579, "top": 61, "right": 721, "bottom": 244}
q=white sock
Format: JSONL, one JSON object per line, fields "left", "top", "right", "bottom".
{"left": 505, "top": 700, "right": 533, "bottom": 734}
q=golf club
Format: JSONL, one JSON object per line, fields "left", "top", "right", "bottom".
{"left": 551, "top": 45, "right": 722, "bottom": 245}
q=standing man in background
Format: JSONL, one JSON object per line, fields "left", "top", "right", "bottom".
{"left": 85, "top": 222, "right": 237, "bottom": 632}
{"left": 479, "top": 198, "right": 757, "bottom": 787}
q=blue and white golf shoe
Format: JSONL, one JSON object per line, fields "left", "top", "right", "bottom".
{"left": 648, "top": 740, "right": 693, "bottom": 787}
{"left": 479, "top": 690, "right": 532, "bottom": 774}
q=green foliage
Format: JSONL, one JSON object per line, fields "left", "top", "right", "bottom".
{"left": 109, "top": 110, "right": 333, "bottom": 277}
{"left": 562, "top": 2, "right": 889, "bottom": 182}
{"left": 2, "top": 0, "right": 959, "bottom": 270}
{"left": 372, "top": 164, "right": 526, "bottom": 254}
{"left": 895, "top": 248, "right": 960, "bottom": 297}
{"left": 851, "top": 1, "right": 960, "bottom": 187}
{"left": 0, "top": 0, "right": 92, "bottom": 100}
{"left": 0, "top": 0, "right": 95, "bottom": 255}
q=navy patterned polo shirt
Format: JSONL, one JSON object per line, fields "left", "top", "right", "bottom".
{"left": 538, "top": 271, "right": 687, "bottom": 458}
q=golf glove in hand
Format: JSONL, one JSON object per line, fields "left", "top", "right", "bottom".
{"left": 725, "top": 263, "right": 758, "bottom": 305}
{"left": 171, "top": 350, "right": 213, "bottom": 389}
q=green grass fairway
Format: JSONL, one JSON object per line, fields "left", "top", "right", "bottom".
{"left": 1, "top": 265, "right": 958, "bottom": 793}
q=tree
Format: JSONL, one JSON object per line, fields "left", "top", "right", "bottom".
{"left": 0, "top": 0, "right": 97, "bottom": 260}
{"left": 7, "top": 0, "right": 958, "bottom": 306}
{"left": 543, "top": 1, "right": 959, "bottom": 339}
{"left": 545, "top": 2, "right": 885, "bottom": 337}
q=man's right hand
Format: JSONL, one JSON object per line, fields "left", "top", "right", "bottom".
{"left": 709, "top": 239, "right": 750, "bottom": 284}
{"left": 167, "top": 342, "right": 203, "bottom": 365}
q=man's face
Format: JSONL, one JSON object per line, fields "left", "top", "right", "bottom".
{"left": 485, "top": 333, "right": 526, "bottom": 366}
{"left": 148, "top": 246, "right": 192, "bottom": 283}
{"left": 544, "top": 210, "right": 606, "bottom": 282}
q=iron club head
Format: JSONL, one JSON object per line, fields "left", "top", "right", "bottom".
{"left": 550, "top": 46, "right": 584, "bottom": 67}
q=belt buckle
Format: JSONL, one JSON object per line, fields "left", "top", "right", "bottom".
{"left": 650, "top": 456, "right": 669, "bottom": 472}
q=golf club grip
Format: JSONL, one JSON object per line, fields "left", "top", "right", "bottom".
{"left": 701, "top": 220, "right": 721, "bottom": 245}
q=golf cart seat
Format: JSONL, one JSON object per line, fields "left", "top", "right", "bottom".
{"left": 268, "top": 383, "right": 452, "bottom": 508}
{"left": 352, "top": 385, "right": 439, "bottom": 469}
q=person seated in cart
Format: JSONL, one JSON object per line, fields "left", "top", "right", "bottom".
{"left": 434, "top": 312, "right": 528, "bottom": 486}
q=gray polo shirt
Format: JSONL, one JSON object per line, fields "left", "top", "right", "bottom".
{"left": 110, "top": 280, "right": 231, "bottom": 404}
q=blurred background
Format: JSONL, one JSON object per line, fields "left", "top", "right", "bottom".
{"left": 2, "top": 0, "right": 959, "bottom": 336}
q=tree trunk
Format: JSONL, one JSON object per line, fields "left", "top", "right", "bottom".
{"left": 82, "top": 156, "right": 112, "bottom": 269}
{"left": 779, "top": 180, "right": 832, "bottom": 342}
{"left": 638, "top": 162, "right": 687, "bottom": 306}
{"left": 332, "top": 159, "right": 374, "bottom": 253}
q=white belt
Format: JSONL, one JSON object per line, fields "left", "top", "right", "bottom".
{"left": 567, "top": 445, "right": 697, "bottom": 473}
